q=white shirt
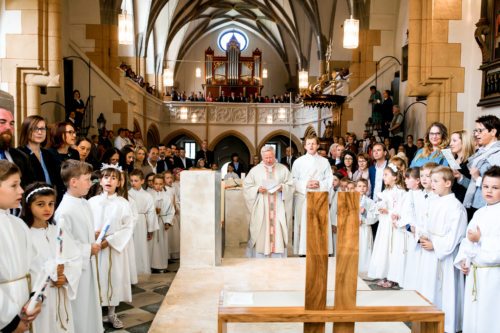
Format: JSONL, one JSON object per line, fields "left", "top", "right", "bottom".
{"left": 373, "top": 161, "right": 386, "bottom": 198}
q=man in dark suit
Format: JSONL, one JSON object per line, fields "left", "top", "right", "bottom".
{"left": 280, "top": 146, "right": 296, "bottom": 170}
{"left": 217, "top": 91, "right": 228, "bottom": 102}
{"left": 195, "top": 139, "right": 214, "bottom": 166}
{"left": 228, "top": 153, "right": 246, "bottom": 177}
{"left": 0, "top": 91, "right": 34, "bottom": 189}
{"left": 178, "top": 148, "right": 193, "bottom": 169}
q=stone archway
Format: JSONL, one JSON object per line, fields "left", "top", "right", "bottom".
{"left": 162, "top": 128, "right": 203, "bottom": 146}
{"left": 146, "top": 123, "right": 160, "bottom": 148}
{"left": 257, "top": 129, "right": 303, "bottom": 156}
{"left": 210, "top": 131, "right": 254, "bottom": 167}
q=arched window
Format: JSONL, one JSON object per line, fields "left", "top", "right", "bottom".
{"left": 217, "top": 29, "right": 249, "bottom": 52}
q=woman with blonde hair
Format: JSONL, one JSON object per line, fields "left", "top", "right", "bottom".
{"left": 410, "top": 122, "right": 449, "bottom": 167}
{"left": 449, "top": 129, "right": 475, "bottom": 207}
{"left": 134, "top": 145, "right": 148, "bottom": 170}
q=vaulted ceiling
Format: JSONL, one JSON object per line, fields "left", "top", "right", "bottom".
{"left": 110, "top": 0, "right": 371, "bottom": 77}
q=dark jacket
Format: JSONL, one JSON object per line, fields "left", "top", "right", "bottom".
{"left": 17, "top": 146, "right": 63, "bottom": 193}
{"left": 195, "top": 149, "right": 214, "bottom": 166}
{"left": 368, "top": 161, "right": 387, "bottom": 199}
{"left": 6, "top": 148, "right": 34, "bottom": 189}
{"left": 280, "top": 156, "right": 297, "bottom": 170}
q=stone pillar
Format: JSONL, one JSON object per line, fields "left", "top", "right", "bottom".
{"left": 180, "top": 171, "right": 222, "bottom": 268}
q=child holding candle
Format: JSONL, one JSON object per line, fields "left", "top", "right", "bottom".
{"left": 0, "top": 160, "right": 41, "bottom": 333}
{"left": 22, "top": 182, "right": 82, "bottom": 332}
{"left": 88, "top": 164, "right": 134, "bottom": 329}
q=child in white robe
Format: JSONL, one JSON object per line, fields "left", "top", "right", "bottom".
{"left": 328, "top": 172, "right": 343, "bottom": 256}
{"left": 355, "top": 179, "right": 378, "bottom": 274}
{"left": 368, "top": 162, "right": 405, "bottom": 288}
{"left": 119, "top": 171, "right": 138, "bottom": 285}
{"left": 165, "top": 170, "right": 181, "bottom": 259}
{"left": 400, "top": 167, "right": 425, "bottom": 290}
{"left": 54, "top": 160, "right": 104, "bottom": 333}
{"left": 88, "top": 165, "right": 134, "bottom": 329}
{"left": 419, "top": 166, "right": 466, "bottom": 333}
{"left": 454, "top": 166, "right": 500, "bottom": 333}
{"left": 147, "top": 174, "right": 175, "bottom": 271}
{"left": 129, "top": 169, "right": 157, "bottom": 275}
{"left": 22, "top": 183, "right": 82, "bottom": 333}
{"left": 0, "top": 161, "right": 40, "bottom": 332}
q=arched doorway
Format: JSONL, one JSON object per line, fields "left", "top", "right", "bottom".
{"left": 212, "top": 135, "right": 251, "bottom": 168}
{"left": 166, "top": 133, "right": 201, "bottom": 162}
{"left": 146, "top": 124, "right": 160, "bottom": 148}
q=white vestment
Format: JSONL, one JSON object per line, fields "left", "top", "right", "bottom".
{"left": 147, "top": 189, "right": 175, "bottom": 269}
{"left": 367, "top": 187, "right": 405, "bottom": 279}
{"left": 386, "top": 187, "right": 408, "bottom": 284}
{"left": 126, "top": 198, "right": 138, "bottom": 284}
{"left": 0, "top": 210, "right": 36, "bottom": 331}
{"left": 418, "top": 193, "right": 466, "bottom": 333}
{"left": 30, "top": 224, "right": 82, "bottom": 333}
{"left": 243, "top": 162, "right": 294, "bottom": 257}
{"left": 89, "top": 193, "right": 134, "bottom": 306}
{"left": 454, "top": 202, "right": 500, "bottom": 333}
{"left": 129, "top": 188, "right": 157, "bottom": 275}
{"left": 358, "top": 195, "right": 378, "bottom": 273}
{"left": 292, "top": 153, "right": 333, "bottom": 255}
{"left": 54, "top": 194, "right": 104, "bottom": 333}
{"left": 166, "top": 184, "right": 181, "bottom": 259}
{"left": 400, "top": 189, "right": 426, "bottom": 290}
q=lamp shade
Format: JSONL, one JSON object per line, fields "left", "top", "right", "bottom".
{"left": 298, "top": 70, "right": 309, "bottom": 89}
{"left": 195, "top": 67, "right": 201, "bottom": 78}
{"left": 118, "top": 10, "right": 133, "bottom": 45}
{"left": 163, "top": 68, "right": 174, "bottom": 87}
{"left": 262, "top": 68, "right": 268, "bottom": 79}
{"left": 343, "top": 16, "right": 359, "bottom": 49}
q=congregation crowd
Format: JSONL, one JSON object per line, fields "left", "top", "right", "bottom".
{"left": 1, "top": 78, "right": 499, "bottom": 333}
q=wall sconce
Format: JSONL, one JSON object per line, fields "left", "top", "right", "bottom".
{"left": 195, "top": 67, "right": 201, "bottom": 78}
{"left": 262, "top": 68, "right": 268, "bottom": 79}
{"left": 278, "top": 107, "right": 286, "bottom": 120}
{"left": 191, "top": 113, "right": 198, "bottom": 123}
{"left": 266, "top": 113, "right": 273, "bottom": 124}
{"left": 180, "top": 107, "right": 188, "bottom": 120}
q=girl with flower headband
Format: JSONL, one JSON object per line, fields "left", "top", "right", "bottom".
{"left": 367, "top": 161, "right": 406, "bottom": 288}
{"left": 21, "top": 182, "right": 83, "bottom": 333}
{"left": 87, "top": 163, "right": 134, "bottom": 329}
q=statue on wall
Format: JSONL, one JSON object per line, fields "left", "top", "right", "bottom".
{"left": 322, "top": 120, "right": 334, "bottom": 140}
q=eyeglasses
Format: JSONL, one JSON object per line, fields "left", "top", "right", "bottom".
{"left": 65, "top": 130, "right": 76, "bottom": 135}
{"left": 473, "top": 128, "right": 488, "bottom": 134}
{"left": 429, "top": 132, "right": 441, "bottom": 137}
{"left": 33, "top": 127, "right": 47, "bottom": 133}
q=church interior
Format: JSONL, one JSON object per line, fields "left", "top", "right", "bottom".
{"left": 1, "top": 0, "right": 500, "bottom": 332}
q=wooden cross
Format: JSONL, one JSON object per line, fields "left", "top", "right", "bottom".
{"left": 304, "top": 191, "right": 359, "bottom": 333}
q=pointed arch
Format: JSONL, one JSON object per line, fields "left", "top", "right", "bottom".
{"left": 146, "top": 123, "right": 160, "bottom": 147}
{"left": 257, "top": 129, "right": 303, "bottom": 155}
{"left": 161, "top": 128, "right": 203, "bottom": 146}
{"left": 208, "top": 130, "right": 255, "bottom": 156}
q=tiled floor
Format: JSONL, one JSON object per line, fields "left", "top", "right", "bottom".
{"left": 103, "top": 260, "right": 179, "bottom": 333}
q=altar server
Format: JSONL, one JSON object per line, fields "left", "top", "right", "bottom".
{"left": 54, "top": 160, "right": 103, "bottom": 333}
{"left": 128, "top": 169, "right": 157, "bottom": 275}
{"left": 367, "top": 162, "right": 405, "bottom": 288}
{"left": 419, "top": 166, "right": 466, "bottom": 333}
{"left": 455, "top": 166, "right": 500, "bottom": 333}
{"left": 292, "top": 135, "right": 333, "bottom": 255}
{"left": 0, "top": 161, "right": 41, "bottom": 332}
{"left": 147, "top": 174, "right": 175, "bottom": 271}
{"left": 355, "top": 178, "right": 378, "bottom": 273}
{"left": 22, "top": 183, "right": 82, "bottom": 332}
{"left": 88, "top": 164, "right": 134, "bottom": 329}
{"left": 243, "top": 145, "right": 294, "bottom": 258}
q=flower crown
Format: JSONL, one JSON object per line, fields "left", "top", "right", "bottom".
{"left": 387, "top": 163, "right": 398, "bottom": 173}
{"left": 100, "top": 163, "right": 123, "bottom": 172}
{"left": 26, "top": 187, "right": 54, "bottom": 202}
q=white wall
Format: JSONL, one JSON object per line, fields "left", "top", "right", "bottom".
{"left": 450, "top": 0, "right": 500, "bottom": 130}
{"left": 175, "top": 27, "right": 289, "bottom": 97}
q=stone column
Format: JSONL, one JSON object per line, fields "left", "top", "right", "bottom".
{"left": 180, "top": 171, "right": 222, "bottom": 268}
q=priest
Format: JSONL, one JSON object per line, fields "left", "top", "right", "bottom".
{"left": 292, "top": 135, "right": 333, "bottom": 255}
{"left": 243, "top": 145, "right": 294, "bottom": 258}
